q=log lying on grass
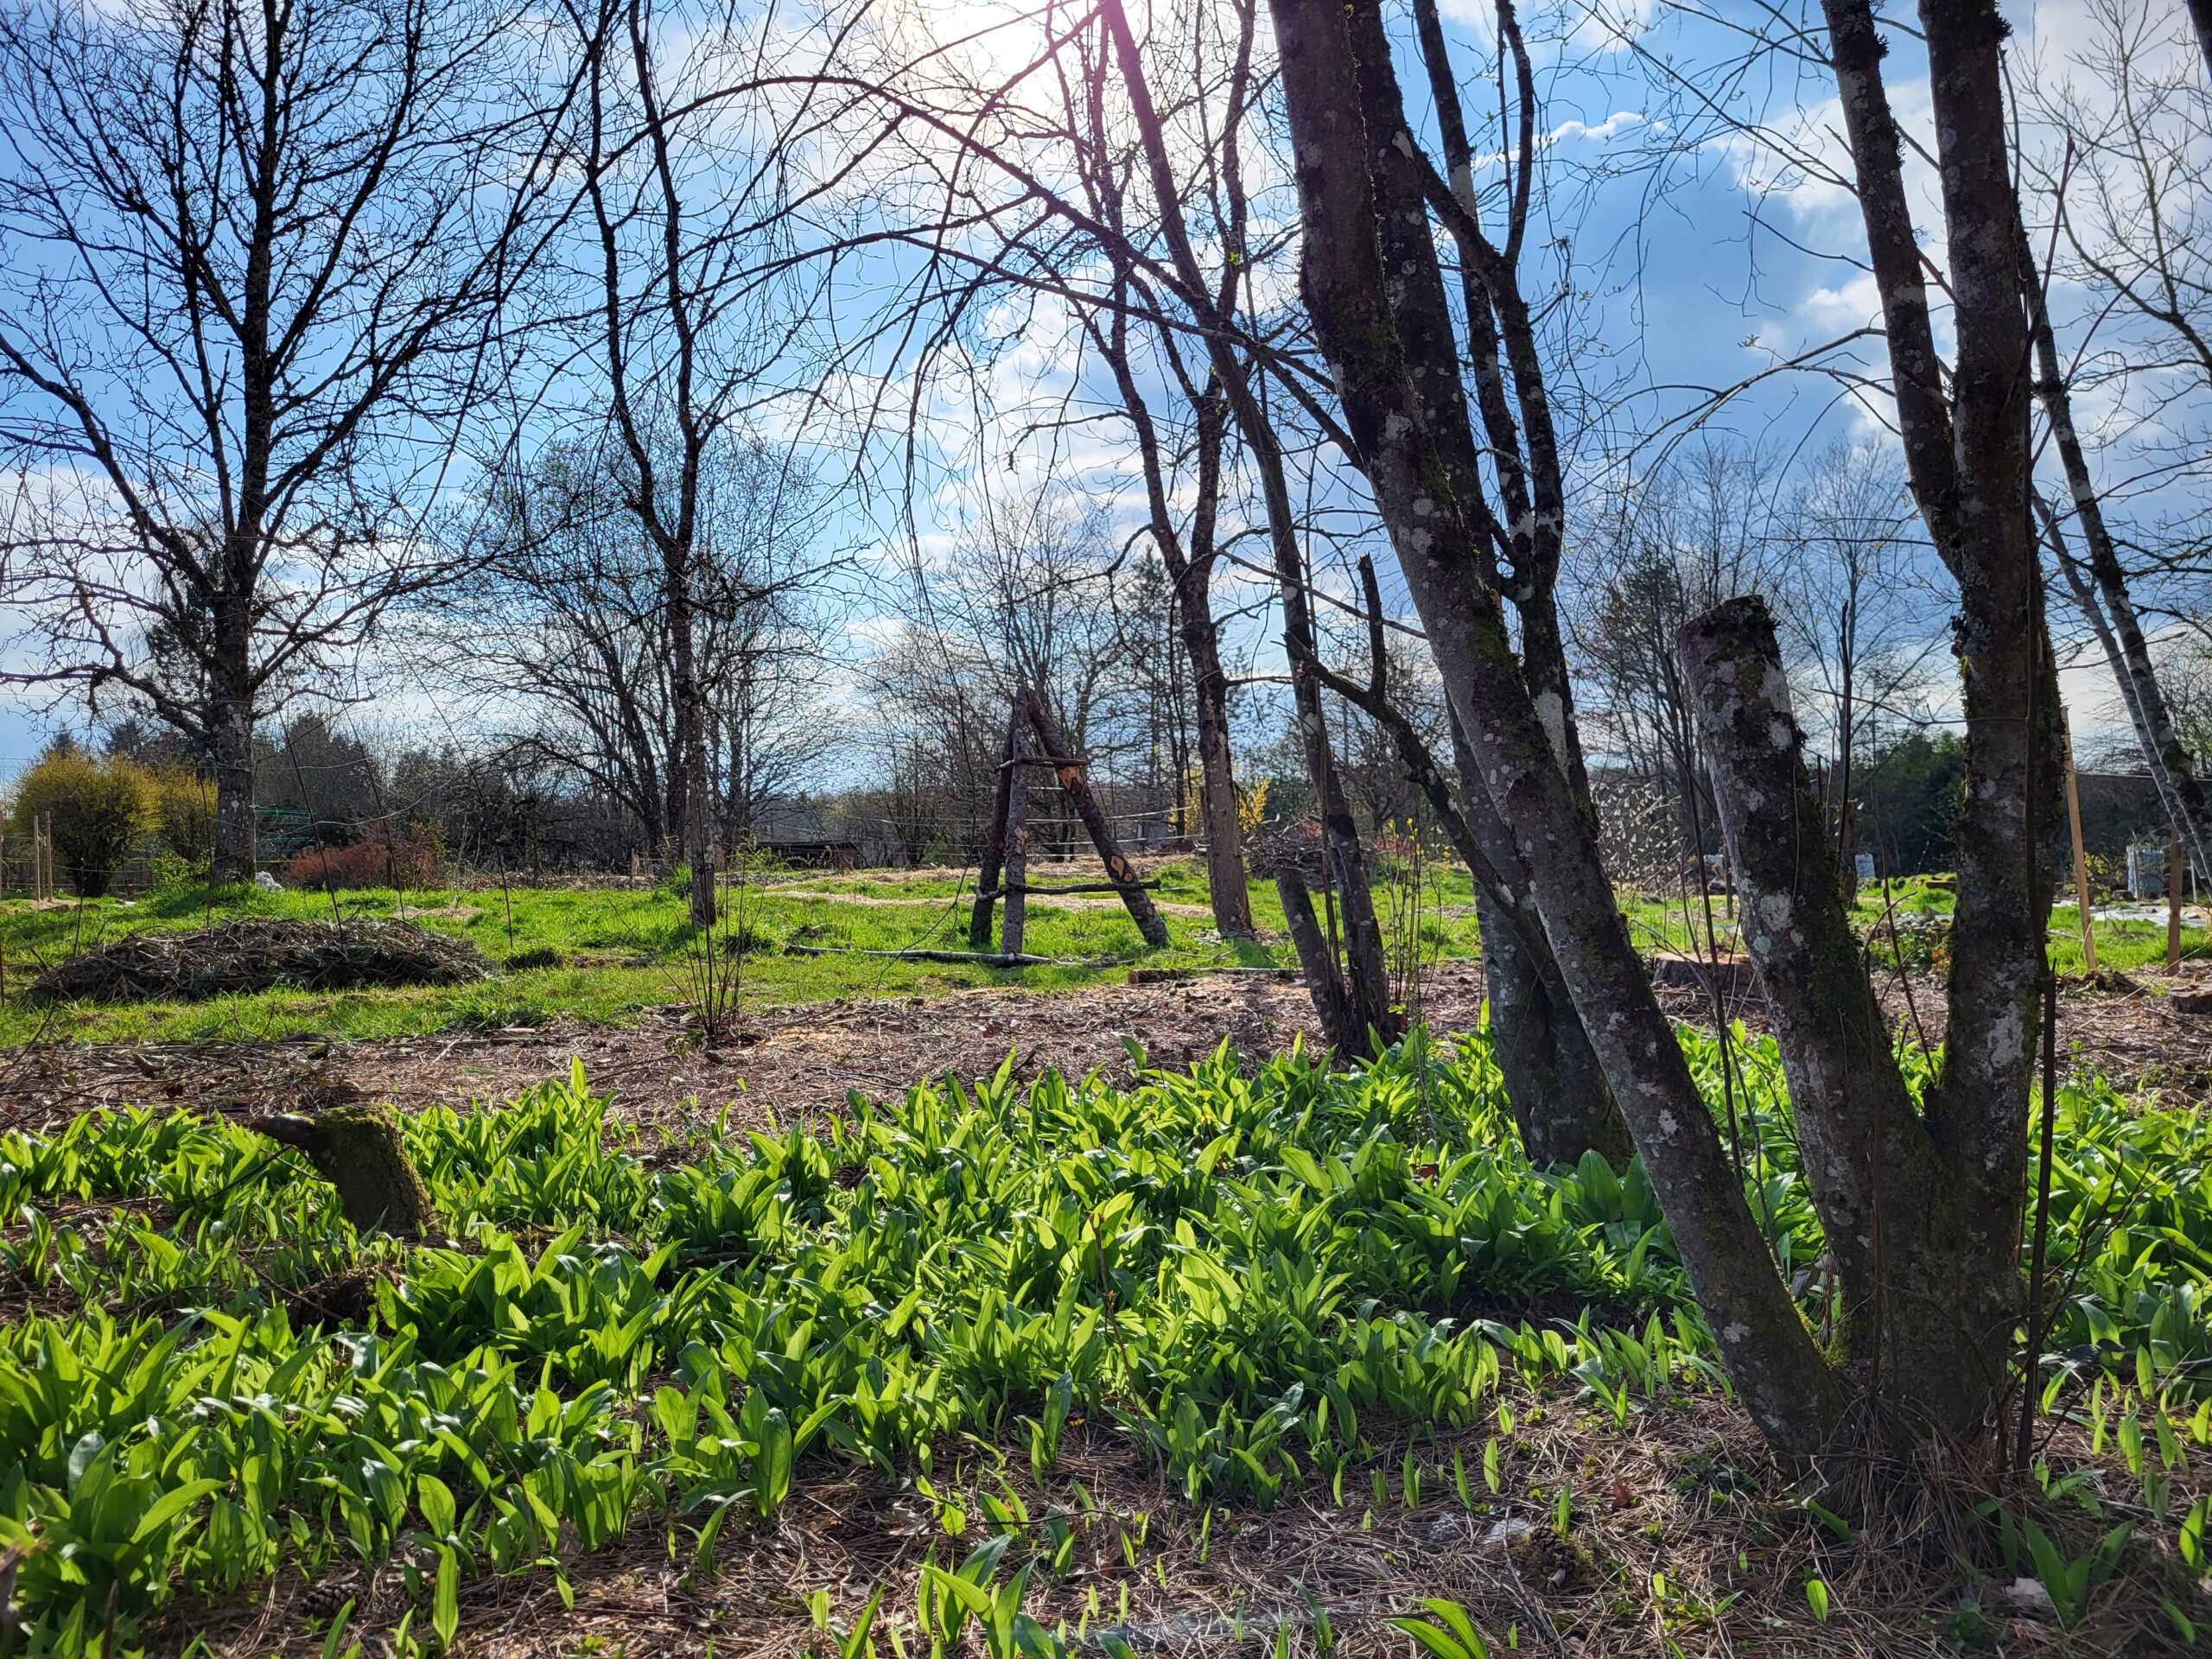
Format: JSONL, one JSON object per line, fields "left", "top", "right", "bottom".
{"left": 784, "top": 943, "right": 1054, "bottom": 967}
{"left": 251, "top": 1103, "right": 435, "bottom": 1236}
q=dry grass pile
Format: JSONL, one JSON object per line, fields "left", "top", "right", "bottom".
{"left": 22, "top": 918, "right": 491, "bottom": 1006}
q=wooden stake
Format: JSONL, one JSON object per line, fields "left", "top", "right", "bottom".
{"left": 2061, "top": 716, "right": 2095, "bottom": 973}
{"left": 969, "top": 697, "right": 1021, "bottom": 950}
{"left": 1002, "top": 715, "right": 1030, "bottom": 957}
{"left": 2169, "top": 831, "right": 2186, "bottom": 974}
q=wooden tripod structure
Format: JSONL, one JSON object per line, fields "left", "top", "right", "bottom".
{"left": 969, "top": 686, "right": 1171, "bottom": 955}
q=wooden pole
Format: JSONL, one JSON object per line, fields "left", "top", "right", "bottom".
{"left": 969, "top": 697, "right": 1021, "bottom": 950}
{"left": 2061, "top": 716, "right": 2095, "bottom": 973}
{"left": 1018, "top": 686, "right": 1171, "bottom": 948}
{"left": 2169, "top": 831, "right": 2186, "bottom": 974}
{"left": 1002, "top": 716, "right": 1031, "bottom": 957}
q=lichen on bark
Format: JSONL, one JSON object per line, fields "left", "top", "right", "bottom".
{"left": 253, "top": 1103, "right": 435, "bottom": 1236}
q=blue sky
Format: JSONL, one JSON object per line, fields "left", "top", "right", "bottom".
{"left": 0, "top": 0, "right": 2197, "bottom": 777}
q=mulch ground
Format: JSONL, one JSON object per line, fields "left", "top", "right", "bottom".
{"left": 4, "top": 956, "right": 2209, "bottom": 1138}
{"left": 0, "top": 969, "right": 1497, "bottom": 1135}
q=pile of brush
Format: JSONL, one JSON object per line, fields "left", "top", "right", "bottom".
{"left": 24, "top": 918, "right": 491, "bottom": 1005}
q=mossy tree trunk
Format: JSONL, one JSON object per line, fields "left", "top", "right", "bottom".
{"left": 253, "top": 1104, "right": 435, "bottom": 1236}
{"left": 1679, "top": 599, "right": 2017, "bottom": 1433}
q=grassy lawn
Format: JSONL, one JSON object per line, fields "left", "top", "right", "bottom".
{"left": 0, "top": 858, "right": 1489, "bottom": 1046}
{"left": 3, "top": 861, "right": 2202, "bottom": 1047}
{"left": 1620, "top": 871, "right": 2212, "bottom": 978}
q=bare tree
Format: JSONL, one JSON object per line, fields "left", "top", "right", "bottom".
{"left": 1573, "top": 442, "right": 1777, "bottom": 861}
{"left": 2018, "top": 0, "right": 2212, "bottom": 885}
{"left": 566, "top": 0, "right": 821, "bottom": 925}
{"left": 453, "top": 431, "right": 832, "bottom": 852}
{"left": 0, "top": 0, "right": 561, "bottom": 879}
{"left": 1770, "top": 439, "right": 1947, "bottom": 868}
{"left": 1066, "top": 0, "right": 1263, "bottom": 937}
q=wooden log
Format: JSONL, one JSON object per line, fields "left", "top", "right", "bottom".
{"left": 1018, "top": 686, "right": 1171, "bottom": 948}
{"left": 1648, "top": 949, "right": 1761, "bottom": 1001}
{"left": 785, "top": 944, "right": 1052, "bottom": 966}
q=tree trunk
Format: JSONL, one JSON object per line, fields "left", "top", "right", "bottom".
{"left": 1679, "top": 597, "right": 2009, "bottom": 1434}
{"left": 1276, "top": 869, "right": 1357, "bottom": 1056}
{"left": 666, "top": 542, "right": 715, "bottom": 929}
{"left": 1262, "top": 0, "right": 1844, "bottom": 1457}
{"left": 1180, "top": 566, "right": 1256, "bottom": 938}
{"left": 210, "top": 619, "right": 257, "bottom": 885}
{"left": 1099, "top": 0, "right": 1395, "bottom": 1040}
{"left": 970, "top": 700, "right": 1021, "bottom": 949}
{"left": 1090, "top": 261, "right": 1256, "bottom": 940}
{"left": 1447, "top": 721, "right": 1633, "bottom": 1170}
{"left": 1827, "top": 0, "right": 2054, "bottom": 1444}
{"left": 1001, "top": 719, "right": 1031, "bottom": 956}
{"left": 2019, "top": 210, "right": 2212, "bottom": 887}
{"left": 253, "top": 1105, "right": 435, "bottom": 1236}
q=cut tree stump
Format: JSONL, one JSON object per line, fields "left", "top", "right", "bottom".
{"left": 252, "top": 1103, "right": 435, "bottom": 1236}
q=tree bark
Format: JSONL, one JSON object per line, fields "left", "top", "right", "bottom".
{"left": 1679, "top": 597, "right": 2006, "bottom": 1432}
{"left": 970, "top": 700, "right": 1021, "bottom": 949}
{"left": 253, "top": 1105, "right": 435, "bottom": 1236}
{"left": 1826, "top": 0, "right": 2052, "bottom": 1436}
{"left": 1264, "top": 0, "right": 1843, "bottom": 1456}
{"left": 666, "top": 537, "right": 715, "bottom": 928}
{"left": 1180, "top": 573, "right": 1256, "bottom": 938}
{"left": 1276, "top": 869, "right": 1357, "bottom": 1055}
{"left": 210, "top": 645, "right": 257, "bottom": 885}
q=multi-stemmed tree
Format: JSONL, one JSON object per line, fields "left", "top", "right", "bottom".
{"left": 1261, "top": 0, "right": 2056, "bottom": 1456}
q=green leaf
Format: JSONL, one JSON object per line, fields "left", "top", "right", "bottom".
{"left": 130, "top": 1478, "right": 225, "bottom": 1544}
{"left": 1804, "top": 1579, "right": 1830, "bottom": 1623}
{"left": 418, "top": 1474, "right": 458, "bottom": 1541}
{"left": 433, "top": 1548, "right": 461, "bottom": 1652}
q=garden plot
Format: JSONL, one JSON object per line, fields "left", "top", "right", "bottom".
{"left": 0, "top": 1033, "right": 2207, "bottom": 1656}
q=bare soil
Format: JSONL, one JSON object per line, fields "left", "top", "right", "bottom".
{"left": 7, "top": 957, "right": 2212, "bottom": 1136}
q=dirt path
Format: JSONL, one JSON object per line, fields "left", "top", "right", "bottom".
{"left": 3, "top": 958, "right": 2205, "bottom": 1135}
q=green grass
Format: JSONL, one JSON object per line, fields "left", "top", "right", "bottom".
{"left": 0, "top": 1029, "right": 2205, "bottom": 1653}
{"left": 1620, "top": 872, "right": 2212, "bottom": 978}
{"left": 3, "top": 861, "right": 2204, "bottom": 1048}
{"left": 0, "top": 857, "right": 1490, "bottom": 1046}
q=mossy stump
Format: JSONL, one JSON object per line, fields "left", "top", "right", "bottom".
{"left": 252, "top": 1103, "right": 435, "bottom": 1236}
